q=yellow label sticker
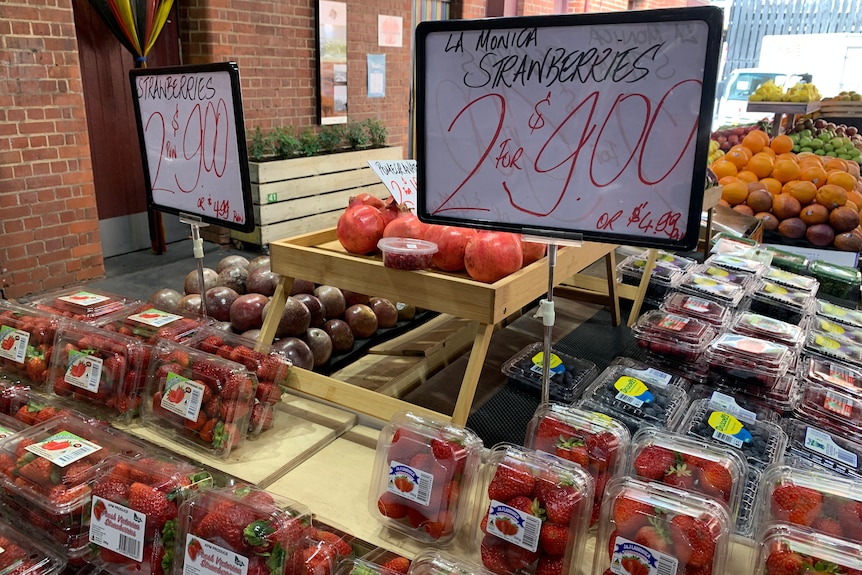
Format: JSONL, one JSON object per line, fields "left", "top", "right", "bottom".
{"left": 814, "top": 334, "right": 842, "bottom": 350}
{"left": 614, "top": 377, "right": 647, "bottom": 397}
{"left": 764, "top": 283, "right": 788, "bottom": 296}
{"left": 708, "top": 411, "right": 743, "bottom": 435}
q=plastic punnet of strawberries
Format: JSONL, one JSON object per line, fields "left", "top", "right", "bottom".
{"left": 593, "top": 477, "right": 731, "bottom": 575}
{"left": 96, "top": 304, "right": 213, "bottom": 345}
{"left": 0, "top": 299, "right": 59, "bottom": 387}
{"left": 523, "top": 403, "right": 630, "bottom": 527}
{"left": 407, "top": 550, "right": 493, "bottom": 575}
{"left": 755, "top": 522, "right": 862, "bottom": 575}
{"left": 88, "top": 454, "right": 212, "bottom": 575}
{"left": 370, "top": 411, "right": 483, "bottom": 545}
{"left": 174, "top": 484, "right": 318, "bottom": 575}
{"left": 477, "top": 443, "right": 594, "bottom": 575}
{"left": 0, "top": 517, "right": 67, "bottom": 575}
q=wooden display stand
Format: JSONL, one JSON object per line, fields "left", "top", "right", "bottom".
{"left": 746, "top": 101, "right": 821, "bottom": 137}
{"left": 258, "top": 227, "right": 619, "bottom": 426}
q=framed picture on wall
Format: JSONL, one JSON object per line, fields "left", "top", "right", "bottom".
{"left": 316, "top": 0, "right": 348, "bottom": 125}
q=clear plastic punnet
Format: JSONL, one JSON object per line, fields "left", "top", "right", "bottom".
{"left": 88, "top": 454, "right": 213, "bottom": 575}
{"left": 756, "top": 464, "right": 862, "bottom": 545}
{"left": 764, "top": 247, "right": 809, "bottom": 275}
{"left": 406, "top": 550, "right": 495, "bottom": 575}
{"left": 631, "top": 310, "right": 716, "bottom": 362}
{"left": 95, "top": 303, "right": 214, "bottom": 345}
{"left": 607, "top": 356, "right": 692, "bottom": 391}
{"left": 795, "top": 355, "right": 862, "bottom": 435}
{"left": 753, "top": 522, "right": 862, "bottom": 575}
{"left": 616, "top": 255, "right": 686, "bottom": 305}
{"left": 0, "top": 385, "right": 96, "bottom": 427}
{"left": 782, "top": 418, "right": 862, "bottom": 480}
{"left": 501, "top": 343, "right": 598, "bottom": 403}
{"left": 727, "top": 312, "right": 805, "bottom": 350}
{"left": 369, "top": 411, "right": 482, "bottom": 544}
{"left": 0, "top": 300, "right": 59, "bottom": 388}
{"left": 704, "top": 253, "right": 768, "bottom": 276}
{"left": 45, "top": 319, "right": 150, "bottom": 421}
{"left": 0, "top": 414, "right": 147, "bottom": 558}
{"left": 659, "top": 292, "right": 731, "bottom": 329}
{"left": 474, "top": 444, "right": 593, "bottom": 575}
{"left": 140, "top": 339, "right": 257, "bottom": 458}
{"left": 815, "top": 299, "right": 862, "bottom": 329}
{"left": 690, "top": 262, "right": 756, "bottom": 290}
{"left": 174, "top": 484, "right": 312, "bottom": 575}
{"left": 0, "top": 411, "right": 27, "bottom": 440}
{"left": 676, "top": 273, "right": 747, "bottom": 308}
{"left": 808, "top": 316, "right": 862, "bottom": 345}
{"left": 704, "top": 333, "right": 794, "bottom": 388}
{"left": 687, "top": 384, "right": 782, "bottom": 425}
{"left": 628, "top": 427, "right": 747, "bottom": 521}
{"left": 0, "top": 516, "right": 67, "bottom": 575}
{"left": 763, "top": 266, "right": 820, "bottom": 294}
{"left": 803, "top": 330, "right": 862, "bottom": 366}
{"left": 25, "top": 287, "right": 140, "bottom": 323}
{"left": 578, "top": 362, "right": 690, "bottom": 435}
{"left": 808, "top": 259, "right": 862, "bottom": 305}
{"left": 591, "top": 476, "right": 732, "bottom": 575}
{"left": 746, "top": 279, "right": 815, "bottom": 325}
{"left": 524, "top": 402, "right": 630, "bottom": 526}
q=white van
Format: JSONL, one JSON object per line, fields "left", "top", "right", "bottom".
{"left": 713, "top": 68, "right": 811, "bottom": 129}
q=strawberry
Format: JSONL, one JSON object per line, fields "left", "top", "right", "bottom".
{"left": 17, "top": 457, "right": 60, "bottom": 487}
{"left": 213, "top": 421, "right": 241, "bottom": 451}
{"left": 633, "top": 445, "right": 676, "bottom": 481}
{"left": 380, "top": 557, "right": 410, "bottom": 574}
{"left": 421, "top": 511, "right": 451, "bottom": 540}
{"left": 664, "top": 462, "right": 696, "bottom": 490}
{"left": 244, "top": 515, "right": 304, "bottom": 554}
{"left": 14, "top": 404, "right": 39, "bottom": 425}
{"left": 220, "top": 400, "right": 251, "bottom": 424}
{"left": 506, "top": 495, "right": 544, "bottom": 518}
{"left": 488, "top": 461, "right": 535, "bottom": 502}
{"left": 204, "top": 398, "right": 221, "bottom": 419}
{"left": 408, "top": 452, "right": 434, "bottom": 472}
{"left": 770, "top": 484, "right": 823, "bottom": 527}
{"left": 258, "top": 354, "right": 289, "bottom": 384}
{"left": 221, "top": 372, "right": 254, "bottom": 401}
{"left": 539, "top": 522, "right": 569, "bottom": 556}
{"left": 297, "top": 541, "right": 336, "bottom": 575}
{"left": 535, "top": 555, "right": 564, "bottom": 575}
{"left": 612, "top": 495, "right": 655, "bottom": 538}
{"left": 633, "top": 516, "right": 671, "bottom": 553}
{"left": 543, "top": 484, "right": 583, "bottom": 525}
{"left": 388, "top": 426, "right": 425, "bottom": 462}
{"left": 405, "top": 508, "right": 426, "bottom": 529}
{"left": 166, "top": 350, "right": 190, "bottom": 368}
{"left": 92, "top": 478, "right": 131, "bottom": 502}
{"left": 249, "top": 403, "right": 275, "bottom": 432}
{"left": 668, "top": 514, "right": 716, "bottom": 568}
{"left": 554, "top": 436, "right": 589, "bottom": 467}
{"left": 377, "top": 492, "right": 408, "bottom": 519}
{"left": 837, "top": 500, "right": 862, "bottom": 541}
{"left": 62, "top": 460, "right": 90, "bottom": 485}
{"left": 506, "top": 542, "right": 539, "bottom": 570}
{"left": 197, "top": 335, "right": 225, "bottom": 354}
{"left": 480, "top": 534, "right": 511, "bottom": 575}
{"left": 431, "top": 437, "right": 464, "bottom": 462}
{"left": 697, "top": 460, "right": 732, "bottom": 501}
{"left": 313, "top": 529, "right": 352, "bottom": 556}
{"left": 255, "top": 381, "right": 282, "bottom": 405}
{"left": 103, "top": 354, "right": 127, "bottom": 383}
{"left": 24, "top": 352, "right": 46, "bottom": 382}
{"left": 128, "top": 482, "right": 177, "bottom": 529}
{"left": 811, "top": 517, "right": 844, "bottom": 538}
{"left": 535, "top": 416, "right": 576, "bottom": 439}
{"left": 764, "top": 549, "right": 806, "bottom": 575}
{"left": 184, "top": 410, "right": 209, "bottom": 432}
{"left": 199, "top": 418, "right": 219, "bottom": 444}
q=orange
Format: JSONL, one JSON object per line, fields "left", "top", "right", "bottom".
{"left": 785, "top": 180, "right": 818, "bottom": 205}
{"left": 772, "top": 159, "right": 801, "bottom": 183}
{"left": 718, "top": 175, "right": 742, "bottom": 186}
{"left": 797, "top": 152, "right": 823, "bottom": 165}
{"left": 847, "top": 189, "right": 862, "bottom": 209}
{"left": 749, "top": 129, "right": 770, "bottom": 147}
{"left": 759, "top": 177, "right": 783, "bottom": 195}
{"left": 815, "top": 183, "right": 848, "bottom": 209}
{"left": 710, "top": 160, "right": 738, "bottom": 180}
{"left": 827, "top": 170, "right": 857, "bottom": 192}
{"left": 736, "top": 170, "right": 759, "bottom": 184}
{"left": 759, "top": 146, "right": 777, "bottom": 159}
{"left": 721, "top": 180, "right": 749, "bottom": 206}
{"left": 724, "top": 147, "right": 751, "bottom": 169}
{"left": 825, "top": 158, "right": 849, "bottom": 172}
{"left": 782, "top": 180, "right": 801, "bottom": 194}
{"left": 770, "top": 135, "right": 794, "bottom": 155}
{"left": 742, "top": 132, "right": 765, "bottom": 153}
{"left": 800, "top": 165, "right": 829, "bottom": 188}
{"left": 747, "top": 153, "right": 775, "bottom": 179}
{"left": 847, "top": 200, "right": 859, "bottom": 213}
{"left": 777, "top": 152, "right": 799, "bottom": 164}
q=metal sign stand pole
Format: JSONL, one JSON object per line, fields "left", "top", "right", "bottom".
{"left": 535, "top": 243, "right": 558, "bottom": 405}
{"left": 180, "top": 214, "right": 210, "bottom": 318}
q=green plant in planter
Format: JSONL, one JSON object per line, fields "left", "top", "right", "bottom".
{"left": 299, "top": 127, "right": 320, "bottom": 157}
{"left": 346, "top": 121, "right": 369, "bottom": 150}
{"left": 318, "top": 124, "right": 345, "bottom": 153}
{"left": 365, "top": 118, "right": 387, "bottom": 148}
{"left": 273, "top": 126, "right": 300, "bottom": 159}
{"left": 248, "top": 127, "right": 272, "bottom": 162}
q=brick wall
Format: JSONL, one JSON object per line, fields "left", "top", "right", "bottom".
{"left": 0, "top": 0, "right": 103, "bottom": 300}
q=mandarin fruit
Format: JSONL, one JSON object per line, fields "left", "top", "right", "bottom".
{"left": 741, "top": 132, "right": 765, "bottom": 153}
{"left": 747, "top": 153, "right": 775, "bottom": 179}
{"left": 826, "top": 170, "right": 857, "bottom": 192}
{"left": 815, "top": 184, "right": 848, "bottom": 209}
{"left": 760, "top": 177, "right": 783, "bottom": 195}
{"left": 711, "top": 160, "right": 738, "bottom": 180}
{"left": 800, "top": 165, "right": 829, "bottom": 187}
{"left": 736, "top": 170, "right": 759, "bottom": 184}
{"left": 769, "top": 135, "right": 794, "bottom": 154}
{"left": 785, "top": 180, "right": 818, "bottom": 205}
{"left": 721, "top": 180, "right": 749, "bottom": 206}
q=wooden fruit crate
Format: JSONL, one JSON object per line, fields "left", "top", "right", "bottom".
{"left": 819, "top": 99, "right": 862, "bottom": 117}
{"left": 231, "top": 146, "right": 403, "bottom": 248}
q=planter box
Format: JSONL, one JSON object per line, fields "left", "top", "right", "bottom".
{"left": 231, "top": 145, "right": 404, "bottom": 248}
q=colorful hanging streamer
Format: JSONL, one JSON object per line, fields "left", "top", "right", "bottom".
{"left": 86, "top": 0, "right": 175, "bottom": 68}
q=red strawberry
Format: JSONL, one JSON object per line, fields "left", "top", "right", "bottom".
{"left": 377, "top": 492, "right": 408, "bottom": 519}
{"left": 297, "top": 541, "right": 335, "bottom": 575}
{"left": 668, "top": 514, "right": 716, "bottom": 568}
{"left": 543, "top": 484, "right": 583, "bottom": 525}
{"left": 184, "top": 410, "right": 208, "bottom": 432}
{"left": 93, "top": 499, "right": 107, "bottom": 520}
{"left": 697, "top": 460, "right": 732, "bottom": 501}
{"left": 14, "top": 405, "right": 38, "bottom": 425}
{"left": 380, "top": 557, "right": 410, "bottom": 574}
{"left": 244, "top": 515, "right": 304, "bottom": 554}
{"left": 535, "top": 415, "right": 576, "bottom": 439}
{"left": 313, "top": 529, "right": 352, "bottom": 556}
{"left": 92, "top": 478, "right": 131, "bottom": 502}
{"left": 128, "top": 482, "right": 176, "bottom": 529}
{"left": 488, "top": 461, "right": 535, "bottom": 502}
{"left": 837, "top": 500, "right": 862, "bottom": 541}
{"left": 535, "top": 555, "right": 564, "bottom": 575}
{"left": 197, "top": 336, "right": 224, "bottom": 354}
{"left": 664, "top": 462, "right": 696, "bottom": 490}
{"left": 257, "top": 354, "right": 289, "bottom": 384}
{"left": 431, "top": 437, "right": 464, "bottom": 461}
{"left": 480, "top": 534, "right": 511, "bottom": 575}
{"left": 221, "top": 372, "right": 254, "bottom": 402}
{"left": 554, "top": 436, "right": 589, "bottom": 467}
{"left": 198, "top": 419, "right": 218, "bottom": 444}
{"left": 764, "top": 549, "right": 805, "bottom": 575}
{"left": 421, "top": 511, "right": 451, "bottom": 540}
{"left": 506, "top": 495, "right": 543, "bottom": 518}
{"left": 220, "top": 400, "right": 251, "bottom": 423}
{"left": 255, "top": 381, "right": 282, "bottom": 405}
{"left": 249, "top": 403, "right": 275, "bottom": 432}
{"left": 811, "top": 517, "right": 844, "bottom": 538}
{"left": 506, "top": 542, "right": 539, "bottom": 570}
{"left": 18, "top": 457, "right": 59, "bottom": 487}
{"left": 633, "top": 445, "right": 676, "bottom": 481}
{"left": 612, "top": 495, "right": 655, "bottom": 538}
{"left": 633, "top": 517, "right": 672, "bottom": 553}
{"left": 770, "top": 484, "right": 823, "bottom": 526}
{"left": 539, "top": 522, "right": 569, "bottom": 556}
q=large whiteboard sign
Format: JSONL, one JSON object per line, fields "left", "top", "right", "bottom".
{"left": 416, "top": 7, "right": 723, "bottom": 250}
{"left": 129, "top": 62, "right": 254, "bottom": 232}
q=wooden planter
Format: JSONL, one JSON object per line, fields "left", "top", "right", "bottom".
{"left": 231, "top": 145, "right": 404, "bottom": 249}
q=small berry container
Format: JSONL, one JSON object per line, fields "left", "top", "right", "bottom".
{"left": 704, "top": 333, "right": 793, "bottom": 389}
{"left": 174, "top": 484, "right": 311, "bottom": 575}
{"left": 616, "top": 255, "right": 685, "bottom": 306}
{"left": 591, "top": 476, "right": 732, "bottom": 575}
{"left": 607, "top": 356, "right": 691, "bottom": 391}
{"left": 24, "top": 288, "right": 140, "bottom": 323}
{"left": 651, "top": 250, "right": 697, "bottom": 272}
{"left": 524, "top": 402, "right": 630, "bottom": 526}
{"left": 88, "top": 454, "right": 213, "bottom": 575}
{"left": 757, "top": 464, "right": 862, "bottom": 544}
{"left": 369, "top": 411, "right": 482, "bottom": 544}
{"left": 0, "top": 517, "right": 67, "bottom": 575}
{"left": 781, "top": 418, "right": 862, "bottom": 480}
{"left": 475, "top": 444, "right": 593, "bottom": 575}
{"left": 815, "top": 299, "right": 862, "bottom": 329}
{"left": 803, "top": 330, "right": 862, "bottom": 366}
{"left": 0, "top": 411, "right": 27, "bottom": 440}
{"left": 0, "top": 413, "right": 146, "bottom": 559}
{"left": 660, "top": 292, "right": 731, "bottom": 330}
{"left": 676, "top": 273, "right": 747, "bottom": 308}
{"left": 0, "top": 385, "right": 95, "bottom": 427}
{"left": 407, "top": 550, "right": 495, "bottom": 575}
{"left": 690, "top": 262, "right": 756, "bottom": 290}
{"left": 808, "top": 259, "right": 862, "bottom": 306}
{"left": 630, "top": 310, "right": 716, "bottom": 362}
{"left": 795, "top": 355, "right": 862, "bottom": 435}
{"left": 294, "top": 525, "right": 356, "bottom": 575}
{"left": 378, "top": 238, "right": 437, "bottom": 271}
{"left": 687, "top": 384, "right": 782, "bottom": 424}
{"left": 335, "top": 557, "right": 406, "bottom": 575}
{"left": 728, "top": 312, "right": 805, "bottom": 350}
{"left": 746, "top": 279, "right": 814, "bottom": 325}
{"left": 705, "top": 252, "right": 767, "bottom": 276}
{"left": 501, "top": 343, "right": 598, "bottom": 403}
{"left": 140, "top": 339, "right": 257, "bottom": 458}
{"left": 578, "top": 362, "right": 690, "bottom": 435}
{"left": 765, "top": 247, "right": 810, "bottom": 275}
{"left": 0, "top": 300, "right": 59, "bottom": 388}
{"left": 808, "top": 316, "right": 862, "bottom": 345}
{"left": 185, "top": 326, "right": 293, "bottom": 436}
{"left": 95, "top": 303, "right": 213, "bottom": 345}
{"left": 753, "top": 522, "right": 862, "bottom": 575}
{"left": 763, "top": 266, "right": 820, "bottom": 294}
{"left": 628, "top": 427, "right": 746, "bottom": 519}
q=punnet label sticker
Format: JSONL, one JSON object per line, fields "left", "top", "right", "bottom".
{"left": 529, "top": 351, "right": 565, "bottom": 376}
{"left": 90, "top": 495, "right": 146, "bottom": 562}
{"left": 128, "top": 308, "right": 183, "bottom": 327}
{"left": 0, "top": 426, "right": 14, "bottom": 440}
{"left": 610, "top": 535, "right": 679, "bottom": 575}
{"left": 707, "top": 391, "right": 757, "bottom": 424}
{"left": 184, "top": 533, "right": 249, "bottom": 575}
{"left": 614, "top": 377, "right": 654, "bottom": 408}
{"left": 0, "top": 326, "right": 28, "bottom": 364}
{"left": 804, "top": 426, "right": 858, "bottom": 468}
{"left": 26, "top": 430, "right": 102, "bottom": 467}
{"left": 487, "top": 499, "right": 541, "bottom": 552}
{"left": 708, "top": 411, "right": 753, "bottom": 449}
{"left": 161, "top": 373, "right": 205, "bottom": 421}
{"left": 65, "top": 350, "right": 102, "bottom": 392}
{"left": 681, "top": 296, "right": 711, "bottom": 313}
{"left": 58, "top": 292, "right": 111, "bottom": 306}
{"left": 387, "top": 460, "right": 433, "bottom": 506}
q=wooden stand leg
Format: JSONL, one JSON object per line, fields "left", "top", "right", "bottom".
{"left": 604, "top": 251, "right": 621, "bottom": 327}
{"left": 627, "top": 248, "right": 657, "bottom": 327}
{"left": 450, "top": 322, "right": 495, "bottom": 426}
{"left": 257, "top": 275, "right": 293, "bottom": 351}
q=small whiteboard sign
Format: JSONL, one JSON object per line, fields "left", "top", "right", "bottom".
{"left": 369, "top": 159, "right": 417, "bottom": 210}
{"left": 415, "top": 7, "right": 723, "bottom": 250}
{"left": 129, "top": 62, "right": 254, "bottom": 232}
